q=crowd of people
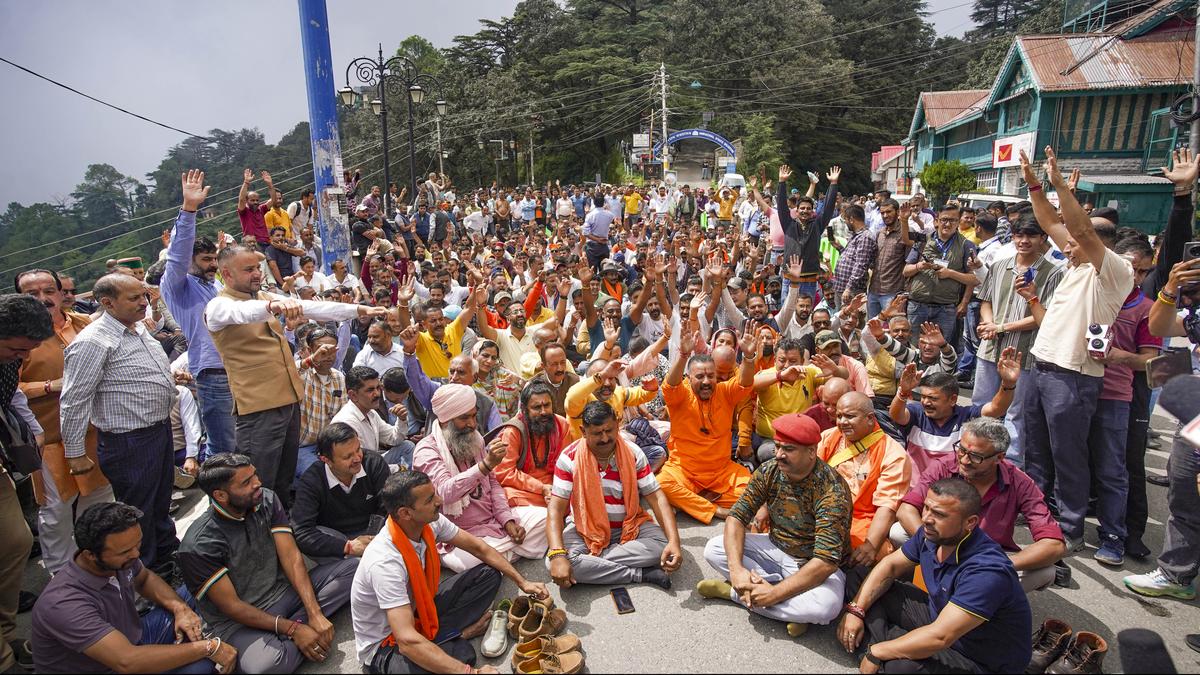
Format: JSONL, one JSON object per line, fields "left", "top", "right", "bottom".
{"left": 0, "top": 143, "right": 1197, "bottom": 675}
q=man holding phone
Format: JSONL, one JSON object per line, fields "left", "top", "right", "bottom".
{"left": 544, "top": 401, "right": 683, "bottom": 590}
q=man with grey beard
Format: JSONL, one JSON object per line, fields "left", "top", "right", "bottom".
{"left": 412, "top": 384, "right": 547, "bottom": 573}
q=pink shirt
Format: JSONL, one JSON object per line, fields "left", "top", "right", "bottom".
{"left": 238, "top": 204, "right": 270, "bottom": 243}
{"left": 412, "top": 437, "right": 514, "bottom": 550}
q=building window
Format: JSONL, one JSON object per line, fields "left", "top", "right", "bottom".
{"left": 975, "top": 169, "right": 999, "bottom": 193}
{"left": 1006, "top": 96, "right": 1032, "bottom": 131}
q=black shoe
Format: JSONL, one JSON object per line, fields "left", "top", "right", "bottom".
{"left": 11, "top": 639, "right": 32, "bottom": 670}
{"left": 641, "top": 566, "right": 672, "bottom": 590}
{"left": 1187, "top": 634, "right": 1200, "bottom": 654}
{"left": 1147, "top": 474, "right": 1170, "bottom": 487}
{"left": 1053, "top": 560, "right": 1073, "bottom": 588}
{"left": 1126, "top": 538, "right": 1152, "bottom": 560}
{"left": 17, "top": 590, "right": 36, "bottom": 613}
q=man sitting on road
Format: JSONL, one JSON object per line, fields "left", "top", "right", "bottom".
{"left": 412, "top": 384, "right": 547, "bottom": 573}
{"left": 658, "top": 324, "right": 758, "bottom": 523}
{"left": 890, "top": 417, "right": 1066, "bottom": 592}
{"left": 493, "top": 381, "right": 572, "bottom": 514}
{"left": 817, "top": 393, "right": 911, "bottom": 567}
{"left": 801, "top": 377, "right": 853, "bottom": 432}
{"left": 545, "top": 401, "right": 683, "bottom": 589}
{"left": 351, "top": 471, "right": 550, "bottom": 675}
{"left": 32, "top": 502, "right": 237, "bottom": 674}
{"left": 750, "top": 336, "right": 840, "bottom": 464}
{"left": 291, "top": 423, "right": 392, "bottom": 564}
{"left": 178, "top": 454, "right": 355, "bottom": 674}
{"left": 698, "top": 413, "right": 852, "bottom": 636}
{"left": 888, "top": 348, "right": 1021, "bottom": 478}
{"left": 331, "top": 367, "right": 414, "bottom": 469}
{"left": 838, "top": 477, "right": 1032, "bottom": 674}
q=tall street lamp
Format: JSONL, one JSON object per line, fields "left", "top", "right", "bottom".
{"left": 339, "top": 43, "right": 446, "bottom": 211}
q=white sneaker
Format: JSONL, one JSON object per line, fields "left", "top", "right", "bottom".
{"left": 480, "top": 599, "right": 511, "bottom": 658}
{"left": 1123, "top": 568, "right": 1197, "bottom": 600}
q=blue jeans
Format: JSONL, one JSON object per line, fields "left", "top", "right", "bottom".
{"left": 957, "top": 299, "right": 981, "bottom": 375}
{"left": 141, "top": 586, "right": 215, "bottom": 674}
{"left": 781, "top": 280, "right": 817, "bottom": 303}
{"left": 1021, "top": 365, "right": 1104, "bottom": 541}
{"left": 867, "top": 292, "right": 898, "bottom": 320}
{"left": 195, "top": 370, "right": 236, "bottom": 458}
{"left": 906, "top": 301, "right": 957, "bottom": 347}
{"left": 1159, "top": 435, "right": 1200, "bottom": 585}
{"left": 971, "top": 358, "right": 1028, "bottom": 466}
{"left": 383, "top": 440, "right": 416, "bottom": 470}
{"left": 1086, "top": 398, "right": 1130, "bottom": 545}
{"left": 295, "top": 444, "right": 319, "bottom": 480}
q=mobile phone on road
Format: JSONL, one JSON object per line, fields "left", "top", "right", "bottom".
{"left": 610, "top": 587, "right": 635, "bottom": 614}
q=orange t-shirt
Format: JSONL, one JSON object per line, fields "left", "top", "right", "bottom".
{"left": 662, "top": 379, "right": 754, "bottom": 480}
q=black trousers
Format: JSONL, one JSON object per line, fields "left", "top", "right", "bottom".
{"left": 235, "top": 403, "right": 301, "bottom": 507}
{"left": 845, "top": 568, "right": 983, "bottom": 674}
{"left": 97, "top": 420, "right": 177, "bottom": 568}
{"left": 367, "top": 565, "right": 502, "bottom": 674}
{"left": 1125, "top": 376, "right": 1152, "bottom": 545}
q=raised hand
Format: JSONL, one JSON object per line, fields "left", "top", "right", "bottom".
{"left": 577, "top": 262, "right": 594, "bottom": 286}
{"left": 556, "top": 276, "right": 573, "bottom": 299}
{"left": 243, "top": 168, "right": 253, "bottom": 184}
{"left": 778, "top": 164, "right": 792, "bottom": 182}
{"left": 689, "top": 291, "right": 709, "bottom": 312}
{"left": 1042, "top": 146, "right": 1062, "bottom": 186}
{"left": 866, "top": 317, "right": 885, "bottom": 341}
{"left": 898, "top": 362, "right": 923, "bottom": 393}
{"left": 181, "top": 169, "right": 210, "bottom": 211}
{"left": 997, "top": 346, "right": 1023, "bottom": 385}
{"left": 738, "top": 321, "right": 760, "bottom": 358}
{"left": 602, "top": 318, "right": 620, "bottom": 345}
{"left": 1018, "top": 149, "right": 1039, "bottom": 187}
{"left": 811, "top": 352, "right": 839, "bottom": 377}
{"left": 1067, "top": 168, "right": 1081, "bottom": 193}
{"left": 601, "top": 357, "right": 627, "bottom": 380}
{"left": 396, "top": 276, "right": 416, "bottom": 304}
{"left": 260, "top": 170, "right": 273, "bottom": 185}
{"left": 919, "top": 321, "right": 945, "bottom": 348}
{"left": 827, "top": 165, "right": 842, "bottom": 183}
{"left": 1162, "top": 147, "right": 1199, "bottom": 189}
{"left": 783, "top": 254, "right": 804, "bottom": 282}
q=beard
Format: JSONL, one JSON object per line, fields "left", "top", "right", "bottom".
{"left": 444, "top": 422, "right": 484, "bottom": 467}
{"left": 528, "top": 413, "right": 555, "bottom": 436}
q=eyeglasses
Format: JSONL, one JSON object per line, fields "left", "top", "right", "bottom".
{"left": 953, "top": 441, "right": 1002, "bottom": 465}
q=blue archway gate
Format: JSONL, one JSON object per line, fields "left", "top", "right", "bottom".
{"left": 653, "top": 128, "right": 737, "bottom": 160}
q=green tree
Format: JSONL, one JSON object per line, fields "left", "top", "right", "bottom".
{"left": 918, "top": 159, "right": 977, "bottom": 203}
{"left": 396, "top": 35, "right": 446, "bottom": 77}
{"left": 737, "top": 114, "right": 784, "bottom": 177}
{"left": 961, "top": 0, "right": 1063, "bottom": 88}
{"left": 71, "top": 164, "right": 142, "bottom": 226}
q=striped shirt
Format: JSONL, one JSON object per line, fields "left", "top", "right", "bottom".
{"left": 299, "top": 368, "right": 345, "bottom": 446}
{"left": 552, "top": 443, "right": 658, "bottom": 530}
{"left": 902, "top": 402, "right": 983, "bottom": 478}
{"left": 60, "top": 312, "right": 176, "bottom": 458}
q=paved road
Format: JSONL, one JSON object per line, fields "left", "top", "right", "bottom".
{"left": 15, "top": 411, "right": 1200, "bottom": 673}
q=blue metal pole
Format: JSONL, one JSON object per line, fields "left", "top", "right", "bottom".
{"left": 297, "top": 0, "right": 349, "bottom": 273}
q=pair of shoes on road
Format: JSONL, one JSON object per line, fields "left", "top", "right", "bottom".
{"left": 695, "top": 579, "right": 808, "bottom": 638}
{"left": 1026, "top": 619, "right": 1107, "bottom": 673}
{"left": 506, "top": 595, "right": 569, "bottom": 640}
{"left": 511, "top": 633, "right": 585, "bottom": 673}
{"left": 1093, "top": 535, "right": 1124, "bottom": 567}
{"left": 1123, "top": 567, "right": 1197, "bottom": 600}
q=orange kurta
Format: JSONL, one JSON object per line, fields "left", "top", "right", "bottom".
{"left": 660, "top": 379, "right": 755, "bottom": 523}
{"left": 18, "top": 311, "right": 105, "bottom": 503}
{"left": 817, "top": 425, "right": 911, "bottom": 556}
{"left": 494, "top": 414, "right": 571, "bottom": 507}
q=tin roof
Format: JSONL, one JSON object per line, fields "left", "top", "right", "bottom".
{"left": 1016, "top": 31, "right": 1194, "bottom": 92}
{"left": 1080, "top": 174, "right": 1172, "bottom": 185}
{"left": 919, "top": 90, "right": 990, "bottom": 129}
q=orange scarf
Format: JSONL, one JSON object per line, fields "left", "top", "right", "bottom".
{"left": 567, "top": 435, "right": 650, "bottom": 556}
{"left": 383, "top": 517, "right": 440, "bottom": 641}
{"left": 603, "top": 279, "right": 624, "bottom": 302}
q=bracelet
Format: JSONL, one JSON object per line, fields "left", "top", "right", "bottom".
{"left": 205, "top": 637, "right": 221, "bottom": 658}
{"left": 546, "top": 548, "right": 568, "bottom": 560}
{"left": 1027, "top": 183, "right": 1043, "bottom": 193}
{"left": 865, "top": 648, "right": 884, "bottom": 666}
{"left": 265, "top": 300, "right": 275, "bottom": 314}
{"left": 286, "top": 619, "right": 301, "bottom": 639}
{"left": 1157, "top": 291, "right": 1177, "bottom": 306}
{"left": 274, "top": 615, "right": 281, "bottom": 635}
{"left": 897, "top": 390, "right": 912, "bottom": 399}
{"left": 1027, "top": 296, "right": 1040, "bottom": 305}
{"left": 43, "top": 380, "right": 51, "bottom": 395}
{"left": 1160, "top": 288, "right": 1179, "bottom": 302}
{"left": 1002, "top": 384, "right": 1017, "bottom": 391}
{"left": 844, "top": 602, "right": 866, "bottom": 621}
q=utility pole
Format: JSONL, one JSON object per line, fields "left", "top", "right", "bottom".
{"left": 660, "top": 62, "right": 669, "bottom": 171}
{"left": 529, "top": 128, "right": 535, "bottom": 185}
{"left": 1191, "top": 0, "right": 1199, "bottom": 156}
{"left": 436, "top": 115, "right": 444, "bottom": 175}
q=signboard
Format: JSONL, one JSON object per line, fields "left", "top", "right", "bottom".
{"left": 333, "top": 155, "right": 345, "bottom": 185}
{"left": 992, "top": 132, "right": 1036, "bottom": 168}
{"left": 632, "top": 133, "right": 651, "bottom": 149}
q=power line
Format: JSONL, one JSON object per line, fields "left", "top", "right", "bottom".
{"left": 0, "top": 56, "right": 212, "bottom": 140}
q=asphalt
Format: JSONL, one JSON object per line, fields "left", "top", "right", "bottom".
{"left": 14, "top": 410, "right": 1200, "bottom": 674}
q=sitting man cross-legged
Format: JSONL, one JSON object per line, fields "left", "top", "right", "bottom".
{"left": 890, "top": 417, "right": 1066, "bottom": 593}
{"left": 816, "top": 392, "right": 911, "bottom": 567}
{"left": 413, "top": 383, "right": 548, "bottom": 573}
{"left": 32, "top": 502, "right": 237, "bottom": 674}
{"left": 178, "top": 454, "right": 356, "bottom": 674}
{"left": 838, "top": 477, "right": 1033, "bottom": 674}
{"left": 546, "top": 401, "right": 683, "bottom": 589}
{"left": 699, "top": 413, "right": 853, "bottom": 637}
{"left": 494, "top": 380, "right": 572, "bottom": 514}
{"left": 291, "top": 422, "right": 391, "bottom": 563}
{"left": 351, "top": 470, "right": 549, "bottom": 675}
{"left": 332, "top": 366, "right": 414, "bottom": 469}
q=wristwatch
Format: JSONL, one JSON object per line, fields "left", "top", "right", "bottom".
{"left": 865, "top": 648, "right": 884, "bottom": 667}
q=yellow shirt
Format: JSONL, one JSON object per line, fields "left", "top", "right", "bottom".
{"left": 265, "top": 207, "right": 294, "bottom": 239}
{"left": 866, "top": 349, "right": 898, "bottom": 397}
{"left": 624, "top": 193, "right": 642, "bottom": 216}
{"left": 528, "top": 305, "right": 555, "bottom": 326}
{"left": 718, "top": 195, "right": 736, "bottom": 220}
{"left": 564, "top": 376, "right": 657, "bottom": 439}
{"left": 415, "top": 314, "right": 466, "bottom": 379}
{"left": 958, "top": 225, "right": 981, "bottom": 245}
{"left": 755, "top": 365, "right": 822, "bottom": 438}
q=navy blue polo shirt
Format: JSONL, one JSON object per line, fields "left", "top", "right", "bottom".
{"left": 901, "top": 527, "right": 1032, "bottom": 673}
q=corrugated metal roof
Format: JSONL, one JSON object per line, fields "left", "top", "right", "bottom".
{"left": 1017, "top": 31, "right": 1193, "bottom": 91}
{"left": 919, "top": 90, "right": 990, "bottom": 129}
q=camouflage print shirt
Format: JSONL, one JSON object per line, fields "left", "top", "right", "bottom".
{"left": 729, "top": 458, "right": 852, "bottom": 565}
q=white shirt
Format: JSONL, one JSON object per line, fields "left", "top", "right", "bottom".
{"left": 351, "top": 515, "right": 460, "bottom": 665}
{"left": 204, "top": 292, "right": 359, "bottom": 332}
{"left": 353, "top": 344, "right": 407, "bottom": 375}
{"left": 331, "top": 401, "right": 406, "bottom": 454}
{"left": 1030, "top": 247, "right": 1134, "bottom": 377}
{"left": 463, "top": 211, "right": 489, "bottom": 235}
{"left": 555, "top": 197, "right": 574, "bottom": 217}
{"left": 325, "top": 463, "right": 367, "bottom": 494}
{"left": 176, "top": 385, "right": 202, "bottom": 459}
{"left": 287, "top": 200, "right": 314, "bottom": 232}
{"left": 293, "top": 271, "right": 330, "bottom": 293}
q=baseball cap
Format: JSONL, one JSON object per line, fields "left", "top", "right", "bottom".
{"left": 815, "top": 330, "right": 840, "bottom": 348}
{"left": 727, "top": 277, "right": 748, "bottom": 290}
{"left": 493, "top": 291, "right": 513, "bottom": 304}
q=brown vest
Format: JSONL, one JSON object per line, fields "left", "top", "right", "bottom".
{"left": 207, "top": 287, "right": 304, "bottom": 415}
